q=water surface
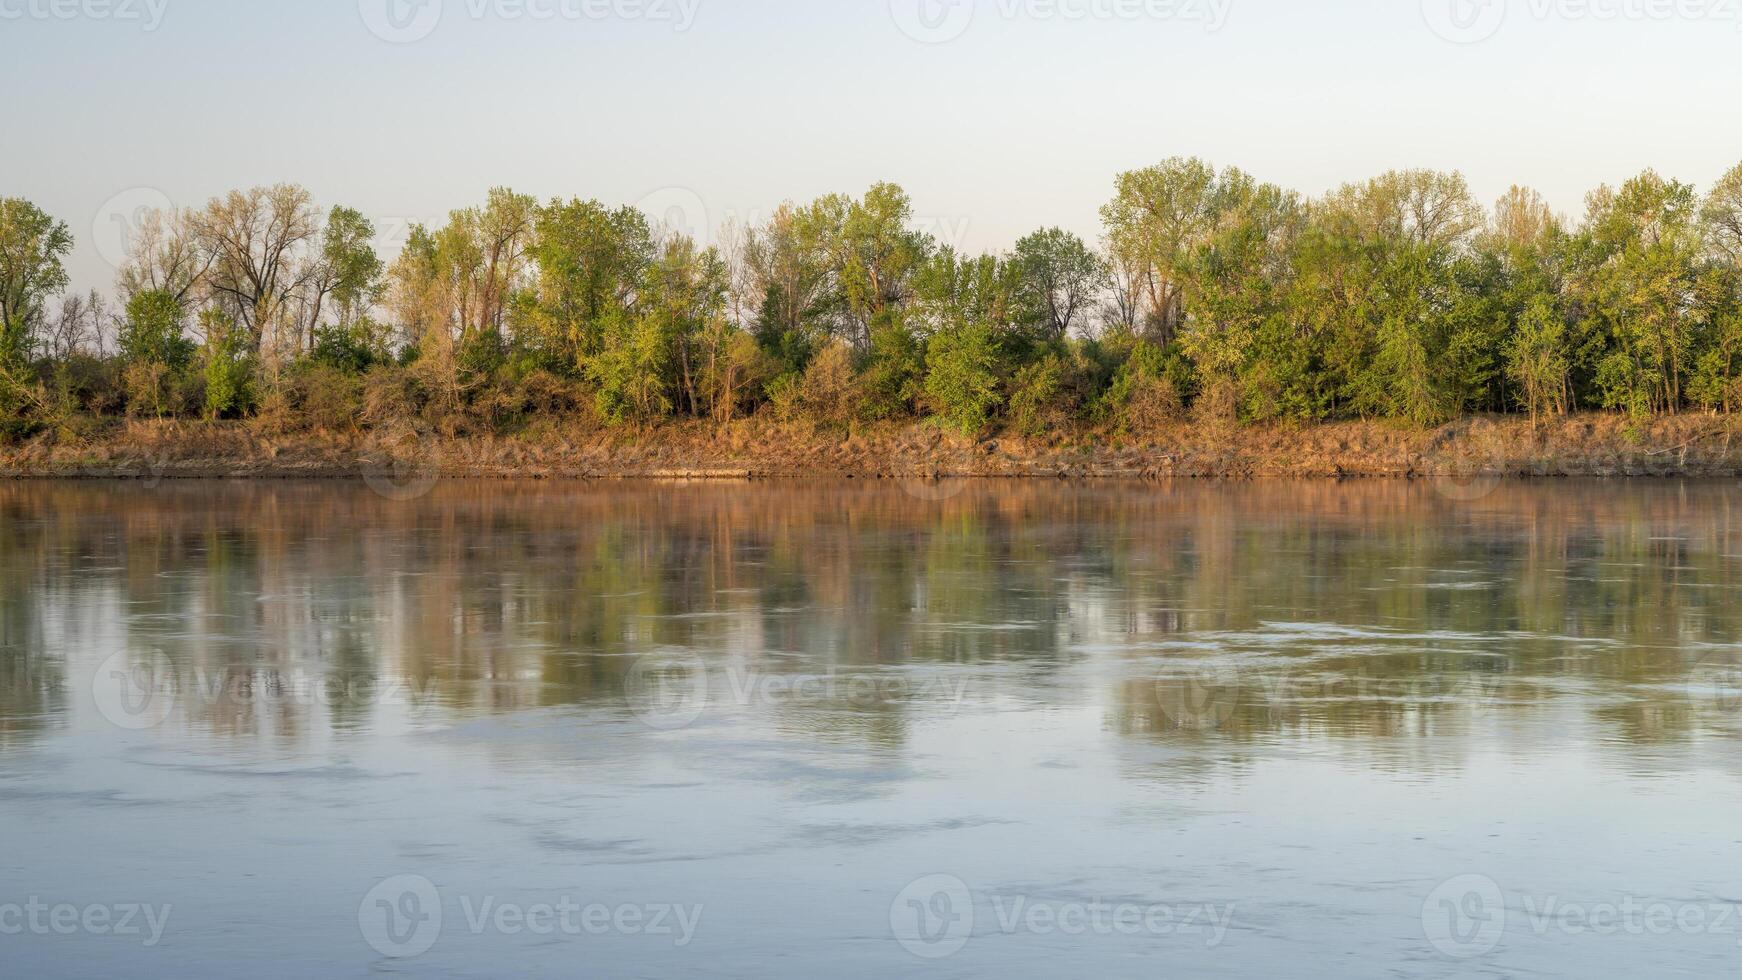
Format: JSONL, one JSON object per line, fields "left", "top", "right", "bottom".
{"left": 2, "top": 479, "right": 1740, "bottom": 977}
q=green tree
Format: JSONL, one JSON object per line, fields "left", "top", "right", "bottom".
{"left": 0, "top": 198, "right": 73, "bottom": 365}
{"left": 1568, "top": 172, "right": 1702, "bottom": 416}
{"left": 642, "top": 235, "right": 729, "bottom": 416}
{"left": 1101, "top": 157, "right": 1225, "bottom": 343}
{"left": 793, "top": 184, "right": 931, "bottom": 350}
{"left": 1506, "top": 297, "right": 1570, "bottom": 423}
{"left": 587, "top": 307, "right": 671, "bottom": 425}
{"left": 119, "top": 289, "right": 195, "bottom": 369}
{"left": 923, "top": 319, "right": 1002, "bottom": 436}
{"left": 1704, "top": 162, "right": 1742, "bottom": 268}
{"left": 1176, "top": 177, "right": 1301, "bottom": 420}
{"left": 524, "top": 198, "right": 653, "bottom": 370}
{"left": 858, "top": 312, "right": 924, "bottom": 420}
{"left": 1012, "top": 228, "right": 1106, "bottom": 341}
{"left": 201, "top": 309, "right": 254, "bottom": 419}
{"left": 310, "top": 205, "right": 385, "bottom": 343}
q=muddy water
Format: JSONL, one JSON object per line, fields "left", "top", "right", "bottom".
{"left": 2, "top": 479, "right": 1740, "bottom": 977}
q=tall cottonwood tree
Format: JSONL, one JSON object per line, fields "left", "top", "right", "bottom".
{"left": 1100, "top": 157, "right": 1225, "bottom": 344}
{"left": 1012, "top": 228, "right": 1105, "bottom": 341}
{"left": 117, "top": 207, "right": 210, "bottom": 305}
{"left": 0, "top": 198, "right": 73, "bottom": 365}
{"left": 191, "top": 185, "right": 321, "bottom": 357}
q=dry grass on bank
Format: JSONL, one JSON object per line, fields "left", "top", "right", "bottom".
{"left": 2, "top": 412, "right": 1740, "bottom": 481}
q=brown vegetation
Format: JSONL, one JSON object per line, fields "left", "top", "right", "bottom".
{"left": 5, "top": 412, "right": 1739, "bottom": 482}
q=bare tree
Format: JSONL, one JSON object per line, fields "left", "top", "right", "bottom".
{"left": 191, "top": 185, "right": 320, "bottom": 356}
{"left": 118, "top": 208, "right": 212, "bottom": 304}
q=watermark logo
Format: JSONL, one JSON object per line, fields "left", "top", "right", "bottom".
{"left": 623, "top": 651, "right": 710, "bottom": 730}
{"left": 890, "top": 875, "right": 975, "bottom": 959}
{"left": 1423, "top": 874, "right": 1507, "bottom": 958}
{"left": 1426, "top": 418, "right": 1506, "bottom": 502}
{"left": 1422, "top": 0, "right": 1508, "bottom": 42}
{"left": 359, "top": 420, "right": 440, "bottom": 501}
{"left": 636, "top": 186, "right": 712, "bottom": 244}
{"left": 91, "top": 187, "right": 174, "bottom": 272}
{"left": 360, "top": 875, "right": 444, "bottom": 959}
{"left": 622, "top": 656, "right": 971, "bottom": 731}
{"left": 90, "top": 651, "right": 177, "bottom": 731}
{"left": 890, "top": 0, "right": 976, "bottom": 42}
{"left": 1685, "top": 652, "right": 1742, "bottom": 714}
{"left": 1152, "top": 664, "right": 1245, "bottom": 730}
{"left": 1424, "top": 874, "right": 1742, "bottom": 957}
{"left": 899, "top": 474, "right": 973, "bottom": 503}
{"left": 90, "top": 659, "right": 444, "bottom": 732}
{"left": 0, "top": 899, "right": 172, "bottom": 947}
{"left": 359, "top": 0, "right": 444, "bottom": 43}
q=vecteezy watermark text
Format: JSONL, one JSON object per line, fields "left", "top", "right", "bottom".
{"left": 1423, "top": 0, "right": 1742, "bottom": 44}
{"left": 360, "top": 0, "right": 700, "bottom": 43}
{"left": 1422, "top": 874, "right": 1742, "bottom": 958}
{"left": 90, "top": 651, "right": 443, "bottom": 731}
{"left": 0, "top": 899, "right": 172, "bottom": 948}
{"left": 0, "top": 0, "right": 167, "bottom": 28}
{"left": 623, "top": 652, "right": 971, "bottom": 730}
{"left": 890, "top": 874, "right": 1235, "bottom": 959}
{"left": 358, "top": 875, "right": 701, "bottom": 959}
{"left": 890, "top": 0, "right": 1232, "bottom": 44}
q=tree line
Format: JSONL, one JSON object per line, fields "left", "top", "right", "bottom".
{"left": 3, "top": 157, "right": 1742, "bottom": 442}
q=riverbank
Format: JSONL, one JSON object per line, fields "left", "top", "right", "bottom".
{"left": 3, "top": 413, "right": 1740, "bottom": 481}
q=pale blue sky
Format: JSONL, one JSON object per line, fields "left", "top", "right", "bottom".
{"left": 4, "top": 0, "right": 1740, "bottom": 295}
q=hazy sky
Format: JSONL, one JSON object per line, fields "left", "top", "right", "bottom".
{"left": 4, "top": 0, "right": 1740, "bottom": 295}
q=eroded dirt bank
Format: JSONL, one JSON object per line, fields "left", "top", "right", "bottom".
{"left": 4, "top": 413, "right": 1741, "bottom": 481}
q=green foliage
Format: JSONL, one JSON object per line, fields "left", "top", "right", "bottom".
{"left": 312, "top": 316, "right": 390, "bottom": 373}
{"left": 587, "top": 308, "right": 672, "bottom": 425}
{"left": 13, "top": 164, "right": 1742, "bottom": 439}
{"left": 0, "top": 198, "right": 73, "bottom": 365}
{"left": 120, "top": 290, "right": 196, "bottom": 369}
{"left": 1012, "top": 228, "right": 1105, "bottom": 340}
{"left": 1007, "top": 354, "right": 1067, "bottom": 436}
{"left": 525, "top": 197, "right": 654, "bottom": 370}
{"left": 858, "top": 314, "right": 924, "bottom": 420}
{"left": 320, "top": 206, "right": 385, "bottom": 326}
{"left": 200, "top": 309, "right": 253, "bottom": 419}
{"left": 923, "top": 320, "right": 1003, "bottom": 436}
{"left": 1507, "top": 297, "right": 1571, "bottom": 420}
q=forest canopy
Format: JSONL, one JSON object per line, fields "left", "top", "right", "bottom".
{"left": 5, "top": 157, "right": 1742, "bottom": 443}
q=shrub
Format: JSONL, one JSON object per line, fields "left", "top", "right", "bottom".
{"left": 200, "top": 311, "right": 253, "bottom": 420}
{"left": 455, "top": 326, "right": 509, "bottom": 383}
{"left": 709, "top": 330, "right": 776, "bottom": 423}
{"left": 766, "top": 372, "right": 804, "bottom": 423}
{"left": 859, "top": 318, "right": 924, "bottom": 421}
{"left": 469, "top": 368, "right": 589, "bottom": 432}
{"left": 798, "top": 341, "right": 859, "bottom": 426}
{"left": 587, "top": 310, "right": 672, "bottom": 426}
{"left": 122, "top": 361, "right": 173, "bottom": 419}
{"left": 293, "top": 363, "right": 365, "bottom": 431}
{"left": 54, "top": 353, "right": 123, "bottom": 417}
{"left": 1127, "top": 376, "right": 1184, "bottom": 432}
{"left": 1007, "top": 354, "right": 1066, "bottom": 437}
{"left": 119, "top": 290, "right": 195, "bottom": 370}
{"left": 312, "top": 316, "right": 390, "bottom": 374}
{"left": 1191, "top": 377, "right": 1239, "bottom": 428}
{"left": 923, "top": 321, "right": 1004, "bottom": 437}
{"left": 361, "top": 364, "right": 420, "bottom": 426}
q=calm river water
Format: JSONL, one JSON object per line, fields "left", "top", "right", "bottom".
{"left": 2, "top": 479, "right": 1740, "bottom": 977}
